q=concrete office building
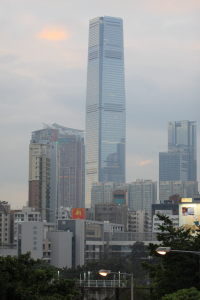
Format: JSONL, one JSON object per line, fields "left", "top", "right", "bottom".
{"left": 95, "top": 204, "right": 128, "bottom": 231}
{"left": 6, "top": 221, "right": 73, "bottom": 268}
{"left": 85, "top": 16, "right": 126, "bottom": 208}
{"left": 28, "top": 143, "right": 51, "bottom": 221}
{"left": 129, "top": 179, "right": 157, "bottom": 216}
{"left": 47, "top": 230, "right": 73, "bottom": 268}
{"left": 0, "top": 201, "right": 10, "bottom": 244}
{"left": 13, "top": 206, "right": 41, "bottom": 243}
{"left": 58, "top": 219, "right": 104, "bottom": 267}
{"left": 16, "top": 222, "right": 54, "bottom": 261}
{"left": 152, "top": 201, "right": 179, "bottom": 218}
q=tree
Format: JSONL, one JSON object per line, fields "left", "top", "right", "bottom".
{"left": 143, "top": 214, "right": 200, "bottom": 299}
{"left": 0, "top": 253, "right": 80, "bottom": 300}
{"left": 162, "top": 287, "right": 200, "bottom": 300}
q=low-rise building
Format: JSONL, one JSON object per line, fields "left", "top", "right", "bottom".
{"left": 13, "top": 207, "right": 41, "bottom": 243}
{"left": 152, "top": 210, "right": 179, "bottom": 232}
{"left": 128, "top": 210, "right": 151, "bottom": 232}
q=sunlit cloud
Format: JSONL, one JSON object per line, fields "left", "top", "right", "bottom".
{"left": 139, "top": 160, "right": 152, "bottom": 166}
{"left": 37, "top": 28, "right": 69, "bottom": 41}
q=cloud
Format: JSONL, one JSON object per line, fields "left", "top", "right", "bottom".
{"left": 142, "top": 0, "right": 200, "bottom": 14}
{"left": 139, "top": 160, "right": 152, "bottom": 166}
{"left": 37, "top": 28, "right": 69, "bottom": 41}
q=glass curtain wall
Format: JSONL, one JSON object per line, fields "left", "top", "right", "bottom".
{"left": 85, "top": 16, "right": 126, "bottom": 207}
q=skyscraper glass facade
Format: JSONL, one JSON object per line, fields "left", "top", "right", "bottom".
{"left": 85, "top": 16, "right": 126, "bottom": 207}
{"left": 159, "top": 120, "right": 197, "bottom": 200}
{"left": 168, "top": 120, "right": 197, "bottom": 181}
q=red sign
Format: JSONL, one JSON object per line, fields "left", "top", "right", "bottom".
{"left": 72, "top": 208, "right": 86, "bottom": 220}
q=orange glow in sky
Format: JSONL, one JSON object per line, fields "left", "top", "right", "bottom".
{"left": 37, "top": 29, "right": 69, "bottom": 40}
{"left": 140, "top": 160, "right": 152, "bottom": 166}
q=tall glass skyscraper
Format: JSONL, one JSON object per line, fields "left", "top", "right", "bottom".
{"left": 159, "top": 120, "right": 197, "bottom": 182}
{"left": 85, "top": 16, "right": 126, "bottom": 208}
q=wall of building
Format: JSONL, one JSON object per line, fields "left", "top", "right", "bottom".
{"left": 0, "top": 201, "right": 10, "bottom": 244}
{"left": 47, "top": 231, "right": 73, "bottom": 268}
{"left": 95, "top": 204, "right": 128, "bottom": 231}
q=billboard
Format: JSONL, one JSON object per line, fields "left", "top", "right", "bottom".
{"left": 72, "top": 208, "right": 86, "bottom": 220}
{"left": 181, "top": 198, "right": 192, "bottom": 203}
{"left": 179, "top": 203, "right": 200, "bottom": 234}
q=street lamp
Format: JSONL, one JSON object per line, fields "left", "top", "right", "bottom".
{"left": 99, "top": 269, "right": 134, "bottom": 300}
{"left": 156, "top": 247, "right": 200, "bottom": 287}
{"left": 156, "top": 247, "right": 200, "bottom": 256}
{"left": 156, "top": 247, "right": 171, "bottom": 255}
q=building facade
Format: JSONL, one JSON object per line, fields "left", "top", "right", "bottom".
{"left": 128, "top": 210, "right": 151, "bottom": 232}
{"left": 152, "top": 210, "right": 179, "bottom": 232}
{"left": 159, "top": 121, "right": 197, "bottom": 190}
{"left": 95, "top": 204, "right": 128, "bottom": 231}
{"left": 31, "top": 128, "right": 60, "bottom": 222}
{"left": 13, "top": 206, "right": 41, "bottom": 243}
{"left": 168, "top": 120, "right": 196, "bottom": 181}
{"left": 85, "top": 16, "right": 126, "bottom": 208}
{"left": 32, "top": 123, "right": 85, "bottom": 212}
{"left": 28, "top": 144, "right": 51, "bottom": 221}
{"left": 0, "top": 201, "right": 10, "bottom": 244}
{"left": 59, "top": 135, "right": 82, "bottom": 208}
{"left": 129, "top": 179, "right": 157, "bottom": 215}
{"left": 159, "top": 181, "right": 198, "bottom": 202}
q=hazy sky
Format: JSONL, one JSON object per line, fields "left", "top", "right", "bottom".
{"left": 0, "top": 0, "right": 200, "bottom": 209}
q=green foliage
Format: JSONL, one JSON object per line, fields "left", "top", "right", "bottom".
{"left": 142, "top": 214, "right": 200, "bottom": 299}
{"left": 0, "top": 253, "right": 80, "bottom": 300}
{"left": 162, "top": 287, "right": 200, "bottom": 300}
{"left": 60, "top": 256, "right": 129, "bottom": 281}
{"left": 128, "top": 241, "right": 158, "bottom": 284}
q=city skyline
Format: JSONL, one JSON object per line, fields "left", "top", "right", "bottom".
{"left": 85, "top": 16, "right": 126, "bottom": 207}
{"left": 0, "top": 1, "right": 199, "bottom": 208}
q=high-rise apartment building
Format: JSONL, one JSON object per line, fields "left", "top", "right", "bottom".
{"left": 85, "top": 16, "right": 126, "bottom": 207}
{"left": 159, "top": 181, "right": 198, "bottom": 202}
{"left": 91, "top": 182, "right": 128, "bottom": 207}
{"left": 28, "top": 144, "right": 50, "bottom": 221}
{"left": 129, "top": 179, "right": 157, "bottom": 216}
{"left": 159, "top": 120, "right": 197, "bottom": 199}
{"left": 59, "top": 135, "right": 82, "bottom": 208}
{"left": 31, "top": 124, "right": 84, "bottom": 212}
{"left": 31, "top": 128, "right": 59, "bottom": 222}
{"left": 0, "top": 201, "right": 10, "bottom": 244}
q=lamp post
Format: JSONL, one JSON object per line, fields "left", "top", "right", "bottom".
{"left": 156, "top": 247, "right": 200, "bottom": 286}
{"left": 156, "top": 247, "right": 200, "bottom": 256}
{"left": 99, "top": 269, "right": 134, "bottom": 300}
